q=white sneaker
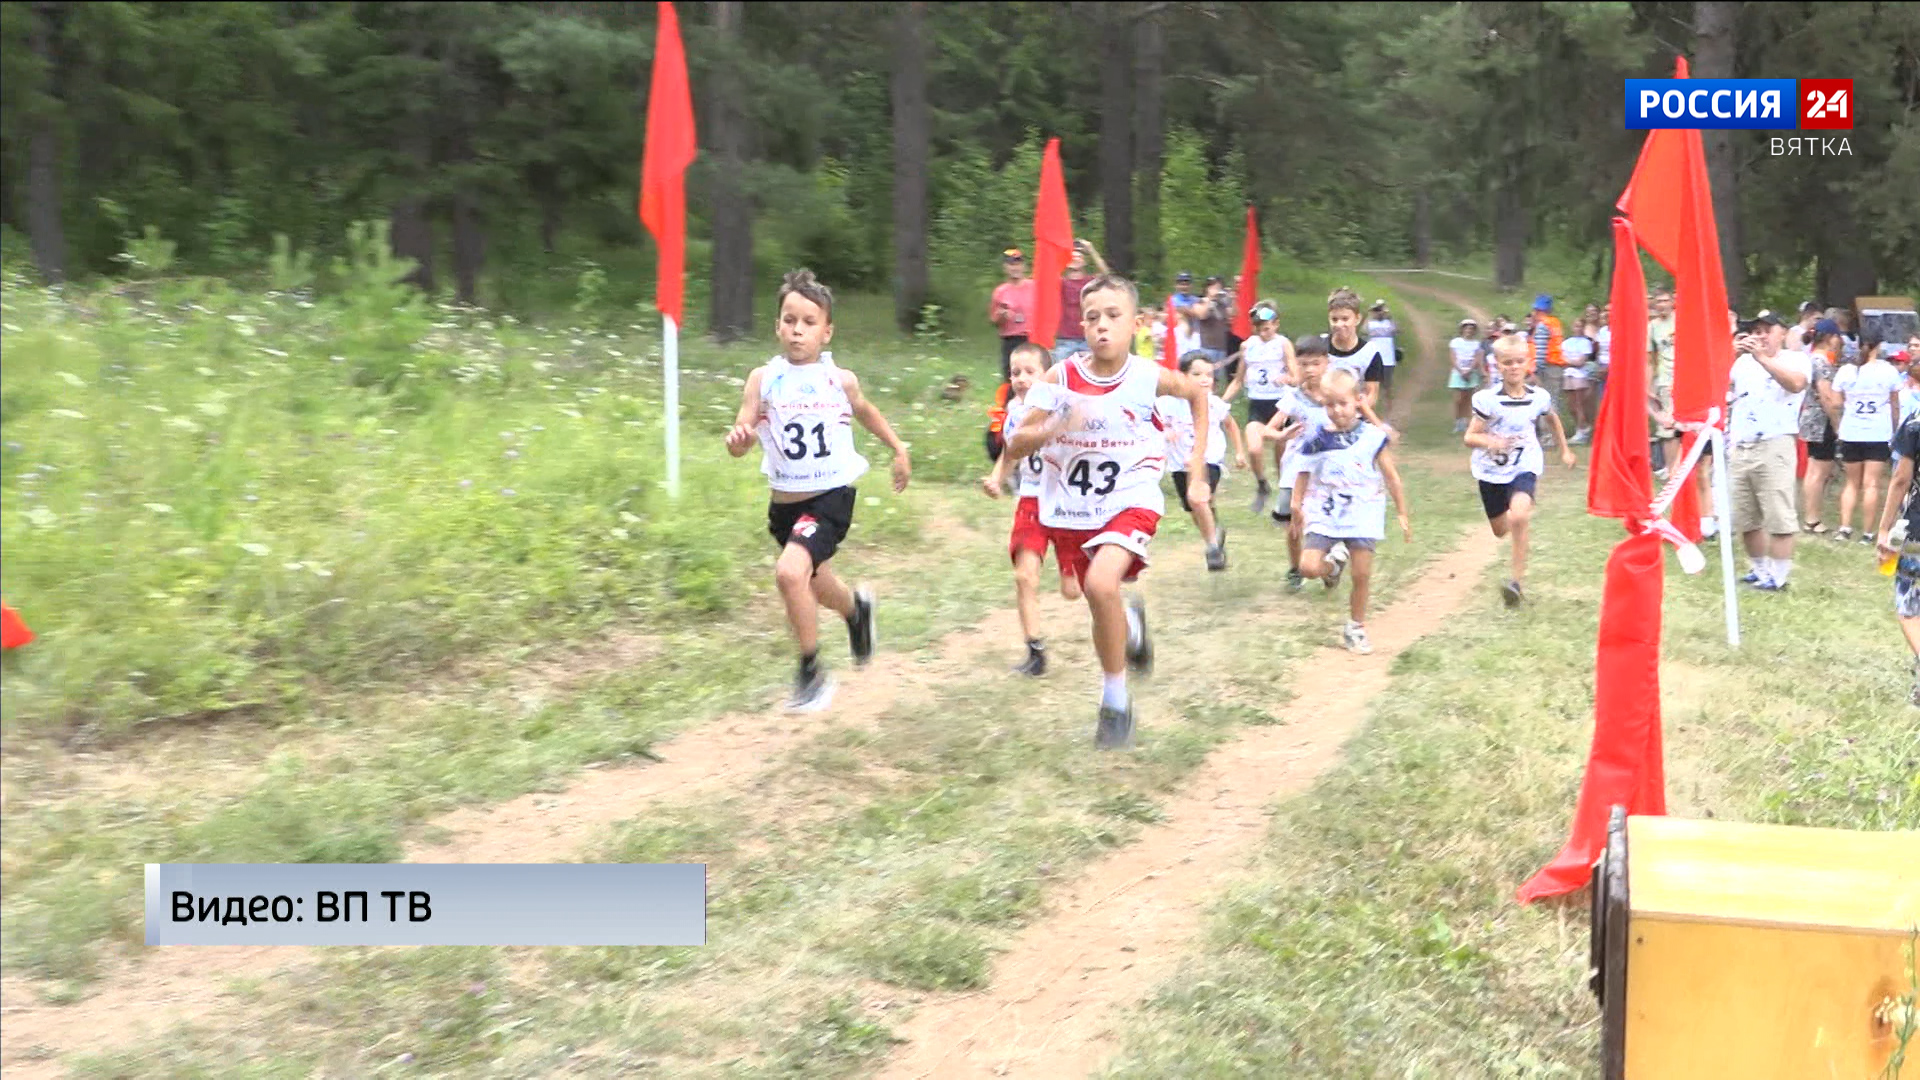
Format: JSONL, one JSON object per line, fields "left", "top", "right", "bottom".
{"left": 1324, "top": 541, "right": 1349, "bottom": 589}
{"left": 1342, "top": 620, "right": 1373, "bottom": 654}
{"left": 1700, "top": 516, "right": 1718, "bottom": 538}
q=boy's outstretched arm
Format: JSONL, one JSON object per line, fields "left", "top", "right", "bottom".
{"left": 1379, "top": 447, "right": 1412, "bottom": 541}
{"left": 841, "top": 369, "right": 912, "bottom": 492}
{"left": 725, "top": 368, "right": 766, "bottom": 457}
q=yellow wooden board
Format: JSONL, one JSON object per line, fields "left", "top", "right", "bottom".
{"left": 1627, "top": 816, "right": 1920, "bottom": 934}
{"left": 1625, "top": 918, "right": 1915, "bottom": 1080}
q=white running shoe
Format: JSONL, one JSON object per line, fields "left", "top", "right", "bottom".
{"left": 1342, "top": 620, "right": 1372, "bottom": 654}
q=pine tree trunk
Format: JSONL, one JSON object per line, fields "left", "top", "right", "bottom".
{"left": 1099, "top": 7, "right": 1134, "bottom": 277}
{"left": 1694, "top": 1, "right": 1743, "bottom": 308}
{"left": 1494, "top": 176, "right": 1526, "bottom": 291}
{"left": 1412, "top": 189, "right": 1431, "bottom": 268}
{"left": 26, "top": 1, "right": 66, "bottom": 284}
{"left": 889, "top": 1, "right": 930, "bottom": 334}
{"left": 707, "top": 0, "right": 754, "bottom": 343}
{"left": 452, "top": 191, "right": 484, "bottom": 306}
{"left": 1131, "top": 6, "right": 1165, "bottom": 289}
{"left": 389, "top": 32, "right": 437, "bottom": 296}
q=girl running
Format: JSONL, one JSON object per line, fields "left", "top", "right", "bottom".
{"left": 1288, "top": 368, "right": 1412, "bottom": 654}
{"left": 984, "top": 342, "right": 1081, "bottom": 677}
{"left": 1449, "top": 317, "right": 1483, "bottom": 434}
{"left": 1162, "top": 352, "right": 1247, "bottom": 572}
{"left": 726, "top": 270, "right": 912, "bottom": 713}
{"left": 1561, "top": 320, "right": 1596, "bottom": 445}
{"left": 1005, "top": 274, "right": 1211, "bottom": 750}
{"left": 1828, "top": 333, "right": 1903, "bottom": 544}
{"left": 1467, "top": 334, "right": 1578, "bottom": 607}
{"left": 1221, "top": 301, "right": 1293, "bottom": 513}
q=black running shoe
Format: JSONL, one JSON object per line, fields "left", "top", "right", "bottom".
{"left": 1095, "top": 703, "right": 1136, "bottom": 750}
{"left": 848, "top": 586, "right": 875, "bottom": 667}
{"left": 1013, "top": 647, "right": 1046, "bottom": 677}
{"left": 1502, "top": 580, "right": 1524, "bottom": 608}
{"left": 1250, "top": 482, "right": 1271, "bottom": 515}
{"left": 1125, "top": 595, "right": 1153, "bottom": 675}
{"left": 1286, "top": 569, "right": 1305, "bottom": 593}
{"left": 786, "top": 667, "right": 836, "bottom": 713}
{"left": 1205, "top": 528, "right": 1228, "bottom": 572}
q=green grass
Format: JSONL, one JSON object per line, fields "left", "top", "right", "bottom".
{"left": 1099, "top": 491, "right": 1918, "bottom": 1079}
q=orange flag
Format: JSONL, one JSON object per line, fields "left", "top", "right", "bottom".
{"left": 1, "top": 602, "right": 33, "bottom": 650}
{"left": 1162, "top": 294, "right": 1179, "bottom": 370}
{"left": 638, "top": 1, "right": 697, "bottom": 325}
{"left": 1231, "top": 206, "right": 1261, "bottom": 340}
{"left": 1029, "top": 138, "right": 1073, "bottom": 350}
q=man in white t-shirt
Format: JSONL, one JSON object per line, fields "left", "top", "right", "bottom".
{"left": 1726, "top": 310, "right": 1813, "bottom": 591}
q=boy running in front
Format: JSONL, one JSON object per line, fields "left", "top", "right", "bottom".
{"left": 726, "top": 270, "right": 912, "bottom": 712}
{"left": 1221, "top": 300, "right": 1293, "bottom": 513}
{"left": 1467, "top": 334, "right": 1577, "bottom": 608}
{"left": 1005, "top": 274, "right": 1211, "bottom": 749}
{"left": 983, "top": 342, "right": 1081, "bottom": 676}
{"left": 1288, "top": 368, "right": 1411, "bottom": 654}
{"left": 1267, "top": 335, "right": 1336, "bottom": 589}
{"left": 1162, "top": 351, "right": 1247, "bottom": 572}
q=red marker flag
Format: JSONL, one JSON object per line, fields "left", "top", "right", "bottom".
{"left": 1, "top": 601, "right": 33, "bottom": 650}
{"left": 1029, "top": 138, "right": 1073, "bottom": 350}
{"left": 1587, "top": 218, "right": 1652, "bottom": 520}
{"left": 1231, "top": 205, "right": 1261, "bottom": 340}
{"left": 639, "top": 1, "right": 696, "bottom": 325}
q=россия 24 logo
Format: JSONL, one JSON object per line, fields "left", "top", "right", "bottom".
{"left": 1624, "top": 78, "right": 1851, "bottom": 130}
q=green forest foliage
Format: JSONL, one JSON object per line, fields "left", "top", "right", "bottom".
{"left": 2, "top": 1, "right": 1917, "bottom": 316}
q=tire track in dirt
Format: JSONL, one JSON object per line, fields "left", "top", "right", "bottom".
{"left": 0, "top": 581, "right": 1069, "bottom": 1077}
{"left": 869, "top": 283, "right": 1499, "bottom": 1080}
{"left": 870, "top": 526, "right": 1494, "bottom": 1080}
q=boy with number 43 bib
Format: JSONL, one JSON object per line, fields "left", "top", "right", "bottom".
{"left": 1006, "top": 274, "right": 1212, "bottom": 750}
{"left": 727, "top": 270, "right": 912, "bottom": 714}
{"left": 1467, "top": 334, "right": 1577, "bottom": 608}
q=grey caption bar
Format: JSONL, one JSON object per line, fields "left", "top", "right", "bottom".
{"left": 146, "top": 863, "right": 706, "bottom": 946}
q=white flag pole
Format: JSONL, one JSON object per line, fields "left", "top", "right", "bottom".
{"left": 664, "top": 314, "right": 681, "bottom": 499}
{"left": 1711, "top": 424, "right": 1740, "bottom": 647}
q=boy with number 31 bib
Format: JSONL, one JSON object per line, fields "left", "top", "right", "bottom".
{"left": 1006, "top": 274, "right": 1212, "bottom": 750}
{"left": 727, "top": 270, "right": 912, "bottom": 714}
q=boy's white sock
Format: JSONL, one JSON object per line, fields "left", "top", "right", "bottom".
{"left": 1124, "top": 604, "right": 1143, "bottom": 653}
{"left": 1772, "top": 558, "right": 1792, "bottom": 585}
{"left": 1101, "top": 672, "right": 1128, "bottom": 710}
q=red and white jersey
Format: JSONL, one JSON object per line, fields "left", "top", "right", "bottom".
{"left": 756, "top": 356, "right": 869, "bottom": 493}
{"left": 1025, "top": 354, "right": 1167, "bottom": 528}
{"left": 1003, "top": 395, "right": 1045, "bottom": 498}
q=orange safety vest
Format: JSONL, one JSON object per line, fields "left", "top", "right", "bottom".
{"left": 987, "top": 381, "right": 1012, "bottom": 434}
{"left": 1539, "top": 314, "right": 1566, "bottom": 367}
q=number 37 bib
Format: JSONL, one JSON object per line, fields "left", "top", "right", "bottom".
{"left": 757, "top": 357, "right": 869, "bottom": 493}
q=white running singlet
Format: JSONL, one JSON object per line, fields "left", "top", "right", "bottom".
{"left": 1833, "top": 359, "right": 1903, "bottom": 443}
{"left": 1003, "top": 396, "right": 1045, "bottom": 498}
{"left": 756, "top": 356, "right": 869, "bottom": 493}
{"left": 1296, "top": 422, "right": 1391, "bottom": 540}
{"left": 1470, "top": 385, "right": 1552, "bottom": 483}
{"left": 1277, "top": 387, "right": 1332, "bottom": 491}
{"left": 1240, "top": 335, "right": 1290, "bottom": 400}
{"left": 1157, "top": 392, "right": 1229, "bottom": 469}
{"left": 1024, "top": 354, "right": 1168, "bottom": 528}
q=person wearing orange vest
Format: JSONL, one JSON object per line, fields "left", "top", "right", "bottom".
{"left": 1529, "top": 295, "right": 1567, "bottom": 448}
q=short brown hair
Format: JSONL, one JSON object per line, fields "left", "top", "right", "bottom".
{"left": 1327, "top": 287, "right": 1363, "bottom": 315}
{"left": 1009, "top": 341, "right": 1050, "bottom": 370}
{"left": 1079, "top": 273, "right": 1140, "bottom": 312}
{"left": 777, "top": 268, "right": 834, "bottom": 322}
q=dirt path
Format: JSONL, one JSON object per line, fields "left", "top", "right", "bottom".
{"left": 869, "top": 526, "right": 1493, "bottom": 1080}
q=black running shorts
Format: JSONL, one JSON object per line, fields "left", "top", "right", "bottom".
{"left": 769, "top": 486, "right": 857, "bottom": 571}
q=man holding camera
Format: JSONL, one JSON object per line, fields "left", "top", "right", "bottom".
{"left": 1051, "top": 238, "right": 1110, "bottom": 363}
{"left": 1726, "top": 310, "right": 1813, "bottom": 592}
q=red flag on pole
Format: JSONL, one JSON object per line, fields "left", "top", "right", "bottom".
{"left": 1588, "top": 219, "right": 1652, "bottom": 519}
{"left": 1516, "top": 530, "right": 1668, "bottom": 903}
{"left": 1, "top": 602, "right": 32, "bottom": 649}
{"left": 639, "top": 1, "right": 696, "bottom": 325}
{"left": 1029, "top": 138, "right": 1073, "bottom": 350}
{"left": 1231, "top": 205, "right": 1261, "bottom": 340}
{"left": 1162, "top": 294, "right": 1179, "bottom": 370}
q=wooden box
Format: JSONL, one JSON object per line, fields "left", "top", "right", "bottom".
{"left": 1591, "top": 810, "right": 1920, "bottom": 1079}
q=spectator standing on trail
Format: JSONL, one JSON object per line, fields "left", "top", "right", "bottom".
{"left": 1052, "top": 239, "right": 1110, "bottom": 364}
{"left": 1725, "top": 310, "right": 1811, "bottom": 592}
{"left": 1528, "top": 295, "right": 1566, "bottom": 448}
{"left": 1648, "top": 288, "right": 1679, "bottom": 479}
{"left": 1171, "top": 271, "right": 1199, "bottom": 319}
{"left": 1799, "top": 318, "right": 1843, "bottom": 534}
{"left": 1592, "top": 304, "right": 1612, "bottom": 409}
{"left": 1193, "top": 276, "right": 1231, "bottom": 366}
{"left": 1366, "top": 300, "right": 1399, "bottom": 410}
{"left": 1873, "top": 407, "right": 1920, "bottom": 707}
{"left": 1793, "top": 302, "right": 1822, "bottom": 351}
{"left": 1827, "top": 333, "right": 1902, "bottom": 545}
{"left": 1561, "top": 319, "right": 1596, "bottom": 445}
{"left": 989, "top": 248, "right": 1036, "bottom": 381}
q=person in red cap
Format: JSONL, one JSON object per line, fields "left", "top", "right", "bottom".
{"left": 988, "top": 247, "right": 1035, "bottom": 381}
